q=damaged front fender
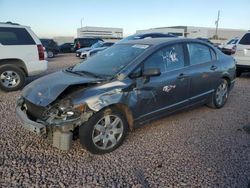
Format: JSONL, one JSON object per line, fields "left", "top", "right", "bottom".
{"left": 70, "top": 80, "right": 133, "bottom": 112}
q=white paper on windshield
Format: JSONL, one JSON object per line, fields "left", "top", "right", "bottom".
{"left": 132, "top": 44, "right": 149, "bottom": 49}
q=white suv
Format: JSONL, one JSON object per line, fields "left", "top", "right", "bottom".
{"left": 233, "top": 32, "right": 250, "bottom": 76}
{"left": 0, "top": 22, "right": 48, "bottom": 91}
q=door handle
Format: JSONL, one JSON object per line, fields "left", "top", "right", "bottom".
{"left": 210, "top": 65, "right": 218, "bottom": 71}
{"left": 177, "top": 73, "right": 188, "bottom": 80}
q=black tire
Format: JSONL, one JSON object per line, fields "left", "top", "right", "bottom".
{"left": 236, "top": 70, "right": 242, "bottom": 77}
{"left": 79, "top": 107, "right": 128, "bottom": 154}
{"left": 0, "top": 64, "right": 26, "bottom": 92}
{"left": 47, "top": 51, "right": 54, "bottom": 58}
{"left": 207, "top": 79, "right": 229, "bottom": 109}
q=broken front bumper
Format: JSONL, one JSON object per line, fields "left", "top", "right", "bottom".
{"left": 16, "top": 104, "right": 47, "bottom": 136}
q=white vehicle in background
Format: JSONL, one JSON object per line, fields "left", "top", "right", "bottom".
{"left": 233, "top": 32, "right": 250, "bottom": 77}
{"left": 80, "top": 42, "right": 115, "bottom": 59}
{"left": 0, "top": 22, "right": 47, "bottom": 91}
{"left": 219, "top": 37, "right": 239, "bottom": 55}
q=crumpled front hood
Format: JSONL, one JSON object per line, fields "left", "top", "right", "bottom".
{"left": 22, "top": 70, "right": 101, "bottom": 107}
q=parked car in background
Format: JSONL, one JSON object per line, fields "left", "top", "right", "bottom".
{"left": 73, "top": 37, "right": 103, "bottom": 52}
{"left": 40, "top": 39, "right": 60, "bottom": 58}
{"left": 0, "top": 22, "right": 47, "bottom": 91}
{"left": 233, "top": 32, "right": 250, "bottom": 76}
{"left": 80, "top": 42, "right": 114, "bottom": 59}
{"left": 16, "top": 38, "right": 235, "bottom": 154}
{"left": 59, "top": 43, "right": 74, "bottom": 53}
{"left": 219, "top": 38, "right": 239, "bottom": 55}
{"left": 118, "top": 32, "right": 176, "bottom": 43}
{"left": 75, "top": 40, "right": 104, "bottom": 57}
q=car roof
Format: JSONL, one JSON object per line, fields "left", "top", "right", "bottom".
{"left": 118, "top": 37, "right": 208, "bottom": 46}
{"left": 137, "top": 32, "right": 175, "bottom": 36}
{"left": 0, "top": 22, "right": 30, "bottom": 28}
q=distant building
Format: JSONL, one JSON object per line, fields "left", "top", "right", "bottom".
{"left": 137, "top": 26, "right": 247, "bottom": 41}
{"left": 77, "top": 26, "right": 123, "bottom": 40}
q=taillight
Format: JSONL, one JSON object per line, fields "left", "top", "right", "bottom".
{"left": 77, "top": 42, "right": 81, "bottom": 49}
{"left": 37, "top": 44, "right": 45, "bottom": 60}
{"left": 231, "top": 45, "right": 237, "bottom": 55}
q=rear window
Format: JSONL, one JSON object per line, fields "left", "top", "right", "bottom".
{"left": 239, "top": 33, "right": 250, "bottom": 45}
{"left": 187, "top": 43, "right": 212, "bottom": 65}
{"left": 0, "top": 27, "right": 35, "bottom": 45}
{"left": 40, "top": 39, "right": 50, "bottom": 46}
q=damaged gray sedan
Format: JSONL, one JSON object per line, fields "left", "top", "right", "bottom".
{"left": 16, "top": 38, "right": 236, "bottom": 154}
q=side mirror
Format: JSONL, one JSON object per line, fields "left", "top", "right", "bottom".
{"left": 143, "top": 68, "right": 161, "bottom": 77}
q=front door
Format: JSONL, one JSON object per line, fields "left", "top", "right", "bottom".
{"left": 134, "top": 43, "right": 190, "bottom": 121}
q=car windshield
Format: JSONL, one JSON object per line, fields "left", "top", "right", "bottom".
{"left": 72, "top": 44, "right": 149, "bottom": 77}
{"left": 91, "top": 41, "right": 103, "bottom": 48}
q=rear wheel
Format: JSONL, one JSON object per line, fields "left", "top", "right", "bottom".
{"left": 47, "top": 51, "right": 54, "bottom": 58}
{"left": 79, "top": 107, "right": 128, "bottom": 154}
{"left": 0, "top": 65, "right": 26, "bottom": 92}
{"left": 207, "top": 79, "right": 229, "bottom": 109}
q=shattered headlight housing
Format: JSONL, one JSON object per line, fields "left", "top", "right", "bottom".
{"left": 45, "top": 99, "right": 85, "bottom": 124}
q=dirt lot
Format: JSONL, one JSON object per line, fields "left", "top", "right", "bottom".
{"left": 0, "top": 54, "right": 250, "bottom": 187}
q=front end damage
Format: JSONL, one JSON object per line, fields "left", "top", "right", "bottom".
{"left": 16, "top": 69, "right": 137, "bottom": 151}
{"left": 16, "top": 97, "right": 93, "bottom": 150}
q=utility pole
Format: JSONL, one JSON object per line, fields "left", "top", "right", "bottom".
{"left": 215, "top": 10, "right": 220, "bottom": 39}
{"left": 80, "top": 17, "right": 84, "bottom": 28}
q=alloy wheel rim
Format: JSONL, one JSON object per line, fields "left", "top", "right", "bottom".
{"left": 92, "top": 115, "right": 124, "bottom": 150}
{"left": 48, "top": 51, "right": 53, "bottom": 57}
{"left": 0, "top": 71, "right": 20, "bottom": 88}
{"left": 215, "top": 82, "right": 228, "bottom": 106}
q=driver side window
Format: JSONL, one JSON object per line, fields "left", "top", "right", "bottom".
{"left": 144, "top": 44, "right": 185, "bottom": 73}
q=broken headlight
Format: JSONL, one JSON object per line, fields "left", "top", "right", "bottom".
{"left": 45, "top": 99, "right": 84, "bottom": 123}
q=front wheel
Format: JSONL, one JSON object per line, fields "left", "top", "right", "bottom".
{"left": 0, "top": 65, "right": 26, "bottom": 92}
{"left": 79, "top": 107, "right": 128, "bottom": 154}
{"left": 207, "top": 79, "right": 229, "bottom": 109}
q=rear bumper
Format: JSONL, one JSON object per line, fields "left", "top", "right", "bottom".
{"left": 27, "top": 60, "right": 48, "bottom": 76}
{"left": 16, "top": 101, "right": 47, "bottom": 136}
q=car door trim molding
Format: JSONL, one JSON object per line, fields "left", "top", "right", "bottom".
{"left": 189, "top": 89, "right": 214, "bottom": 101}
{"left": 135, "top": 99, "right": 189, "bottom": 121}
{"left": 135, "top": 89, "right": 214, "bottom": 121}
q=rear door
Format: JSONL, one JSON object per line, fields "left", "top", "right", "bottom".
{"left": 134, "top": 43, "right": 190, "bottom": 121}
{"left": 185, "top": 42, "right": 218, "bottom": 103}
{"left": 235, "top": 33, "right": 250, "bottom": 66}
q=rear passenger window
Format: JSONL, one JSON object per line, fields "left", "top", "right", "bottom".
{"left": 0, "top": 27, "right": 35, "bottom": 45}
{"left": 187, "top": 43, "right": 212, "bottom": 65}
{"left": 144, "top": 44, "right": 185, "bottom": 73}
{"left": 239, "top": 33, "right": 250, "bottom": 45}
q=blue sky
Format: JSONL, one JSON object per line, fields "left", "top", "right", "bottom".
{"left": 1, "top": 0, "right": 249, "bottom": 37}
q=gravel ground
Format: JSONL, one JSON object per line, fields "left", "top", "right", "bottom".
{"left": 0, "top": 54, "right": 250, "bottom": 187}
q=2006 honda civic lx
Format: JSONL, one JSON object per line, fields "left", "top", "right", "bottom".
{"left": 16, "top": 38, "right": 236, "bottom": 154}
